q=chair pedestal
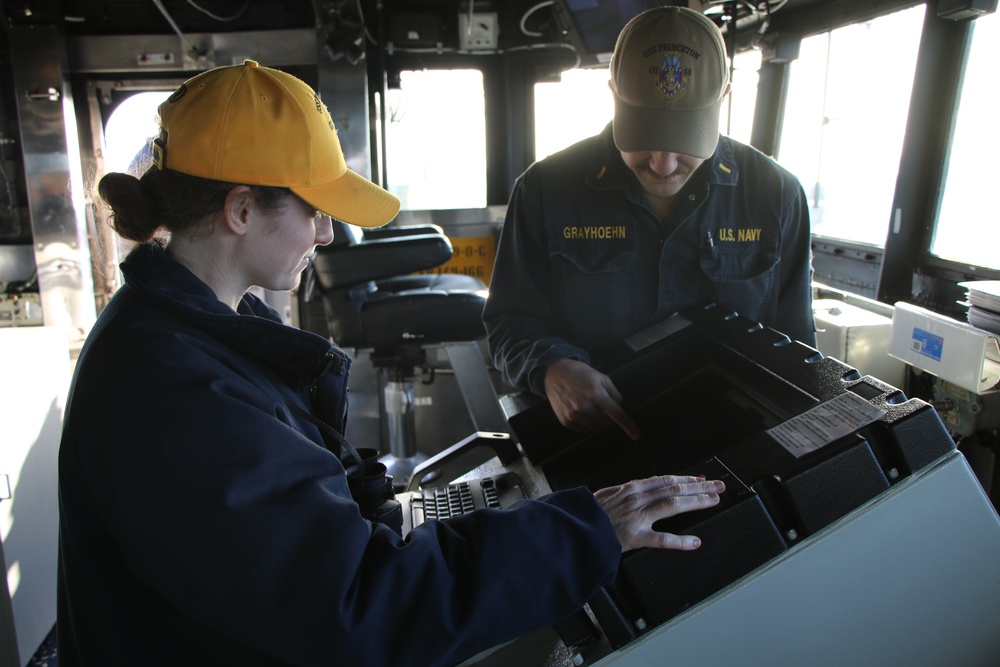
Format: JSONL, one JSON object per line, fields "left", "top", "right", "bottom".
{"left": 374, "top": 349, "right": 440, "bottom": 490}
{"left": 380, "top": 372, "right": 428, "bottom": 488}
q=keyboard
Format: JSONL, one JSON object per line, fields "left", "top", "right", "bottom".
{"left": 399, "top": 472, "right": 526, "bottom": 534}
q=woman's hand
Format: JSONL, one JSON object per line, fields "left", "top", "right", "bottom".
{"left": 594, "top": 475, "right": 724, "bottom": 552}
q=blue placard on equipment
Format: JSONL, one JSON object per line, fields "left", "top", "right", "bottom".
{"left": 910, "top": 327, "right": 944, "bottom": 361}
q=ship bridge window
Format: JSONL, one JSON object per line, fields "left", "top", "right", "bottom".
{"left": 104, "top": 91, "right": 170, "bottom": 175}
{"left": 534, "top": 68, "right": 613, "bottom": 161}
{"left": 776, "top": 5, "right": 925, "bottom": 247}
{"left": 724, "top": 48, "right": 762, "bottom": 145}
{"left": 932, "top": 10, "right": 999, "bottom": 270}
{"left": 385, "top": 69, "right": 486, "bottom": 211}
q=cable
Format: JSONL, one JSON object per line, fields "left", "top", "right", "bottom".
{"left": 387, "top": 41, "right": 580, "bottom": 68}
{"left": 185, "top": 0, "right": 250, "bottom": 22}
{"left": 352, "top": 0, "right": 376, "bottom": 45}
{"left": 520, "top": 1, "right": 554, "bottom": 38}
{"left": 150, "top": 0, "right": 202, "bottom": 57}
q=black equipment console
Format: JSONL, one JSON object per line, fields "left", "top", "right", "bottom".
{"left": 503, "top": 303, "right": 956, "bottom": 653}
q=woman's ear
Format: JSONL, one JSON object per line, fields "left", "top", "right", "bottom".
{"left": 222, "top": 186, "right": 255, "bottom": 236}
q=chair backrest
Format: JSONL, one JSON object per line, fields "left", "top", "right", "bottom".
{"left": 329, "top": 219, "right": 364, "bottom": 248}
{"left": 309, "top": 221, "right": 462, "bottom": 347}
{"left": 312, "top": 225, "right": 453, "bottom": 292}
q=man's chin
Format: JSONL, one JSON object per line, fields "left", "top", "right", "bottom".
{"left": 639, "top": 172, "right": 689, "bottom": 197}
{"left": 642, "top": 182, "right": 685, "bottom": 199}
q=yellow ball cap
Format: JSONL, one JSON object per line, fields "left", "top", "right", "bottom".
{"left": 157, "top": 60, "right": 399, "bottom": 228}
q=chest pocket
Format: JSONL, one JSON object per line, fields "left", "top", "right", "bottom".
{"left": 700, "top": 225, "right": 779, "bottom": 320}
{"left": 551, "top": 243, "right": 636, "bottom": 347}
{"left": 700, "top": 225, "right": 779, "bottom": 282}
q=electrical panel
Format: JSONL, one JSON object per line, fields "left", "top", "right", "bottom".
{"left": 458, "top": 12, "right": 498, "bottom": 50}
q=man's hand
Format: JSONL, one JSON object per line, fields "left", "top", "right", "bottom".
{"left": 543, "top": 359, "right": 642, "bottom": 440}
{"left": 595, "top": 475, "right": 725, "bottom": 552}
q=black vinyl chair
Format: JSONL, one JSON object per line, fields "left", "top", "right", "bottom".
{"left": 306, "top": 220, "right": 516, "bottom": 489}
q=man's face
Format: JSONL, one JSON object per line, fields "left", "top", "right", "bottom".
{"left": 619, "top": 150, "right": 706, "bottom": 200}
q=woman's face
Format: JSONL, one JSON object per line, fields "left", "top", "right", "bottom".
{"left": 244, "top": 193, "right": 334, "bottom": 292}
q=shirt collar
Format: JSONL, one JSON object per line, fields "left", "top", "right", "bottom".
{"left": 119, "top": 243, "right": 348, "bottom": 384}
{"left": 583, "top": 122, "right": 632, "bottom": 192}
{"left": 704, "top": 136, "right": 739, "bottom": 187}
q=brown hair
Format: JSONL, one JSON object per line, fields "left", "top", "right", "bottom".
{"left": 96, "top": 167, "right": 291, "bottom": 245}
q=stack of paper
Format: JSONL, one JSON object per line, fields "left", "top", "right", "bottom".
{"left": 960, "top": 281, "right": 1000, "bottom": 335}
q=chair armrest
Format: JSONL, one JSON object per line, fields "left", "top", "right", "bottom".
{"left": 312, "top": 233, "right": 453, "bottom": 290}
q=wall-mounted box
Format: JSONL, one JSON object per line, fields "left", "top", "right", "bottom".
{"left": 888, "top": 301, "right": 1000, "bottom": 395}
{"left": 813, "top": 299, "right": 906, "bottom": 388}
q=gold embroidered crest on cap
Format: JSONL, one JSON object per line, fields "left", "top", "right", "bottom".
{"left": 654, "top": 52, "right": 689, "bottom": 101}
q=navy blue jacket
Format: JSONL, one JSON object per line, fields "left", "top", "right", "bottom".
{"left": 484, "top": 123, "right": 815, "bottom": 396}
{"left": 57, "top": 244, "right": 620, "bottom": 666}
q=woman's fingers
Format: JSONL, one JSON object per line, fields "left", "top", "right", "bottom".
{"left": 595, "top": 475, "right": 725, "bottom": 552}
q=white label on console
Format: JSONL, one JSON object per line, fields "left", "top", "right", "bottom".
{"left": 768, "top": 392, "right": 886, "bottom": 459}
{"left": 623, "top": 314, "right": 692, "bottom": 353}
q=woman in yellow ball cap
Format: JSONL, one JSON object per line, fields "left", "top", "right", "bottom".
{"left": 56, "top": 60, "right": 724, "bottom": 666}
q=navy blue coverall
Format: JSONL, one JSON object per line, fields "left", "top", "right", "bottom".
{"left": 57, "top": 244, "right": 620, "bottom": 667}
{"left": 485, "top": 123, "right": 815, "bottom": 397}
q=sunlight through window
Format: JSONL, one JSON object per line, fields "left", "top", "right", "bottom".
{"left": 104, "top": 92, "right": 170, "bottom": 176}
